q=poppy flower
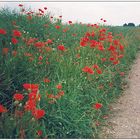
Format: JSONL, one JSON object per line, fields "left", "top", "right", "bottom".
{"left": 47, "top": 39, "right": 53, "bottom": 44}
{"left": 37, "top": 130, "right": 43, "bottom": 136}
{"left": 96, "top": 69, "right": 102, "bottom": 74}
{"left": 55, "top": 25, "right": 60, "bottom": 29}
{"left": 34, "top": 42, "right": 45, "bottom": 48}
{"left": 113, "top": 60, "right": 119, "bottom": 65}
{"left": 58, "top": 90, "right": 64, "bottom": 96}
{"left": 24, "top": 100, "right": 36, "bottom": 111}
{"left": 57, "top": 45, "right": 66, "bottom": 51}
{"left": 11, "top": 37, "right": 18, "bottom": 45}
{"left": 2, "top": 48, "right": 9, "bottom": 55}
{"left": 23, "top": 83, "right": 39, "bottom": 92}
{"left": 108, "top": 45, "right": 115, "bottom": 51}
{"left": 27, "top": 15, "right": 32, "bottom": 20}
{"left": 94, "top": 103, "right": 102, "bottom": 110}
{"left": 0, "top": 104, "right": 7, "bottom": 113}
{"left": 46, "top": 93, "right": 55, "bottom": 99}
{"left": 82, "top": 66, "right": 94, "bottom": 74}
{"left": 44, "top": 78, "right": 50, "bottom": 83}
{"left": 39, "top": 9, "right": 44, "bottom": 14}
{"left": 101, "top": 58, "right": 106, "bottom": 62}
{"left": 109, "top": 57, "right": 115, "bottom": 61}
{"left": 80, "top": 41, "right": 87, "bottom": 47}
{"left": 98, "top": 45, "right": 104, "bottom": 51}
{"left": 68, "top": 21, "right": 72, "bottom": 24}
{"left": 12, "top": 50, "right": 17, "bottom": 57}
{"left": 120, "top": 72, "right": 125, "bottom": 76}
{"left": 44, "top": 7, "right": 47, "bottom": 10}
{"left": 28, "top": 92, "right": 41, "bottom": 101}
{"left": 119, "top": 45, "right": 124, "bottom": 51}
{"left": 92, "top": 64, "right": 99, "bottom": 69}
{"left": 0, "top": 28, "right": 6, "bottom": 35}
{"left": 32, "top": 109, "right": 45, "bottom": 120}
{"left": 13, "top": 93, "right": 24, "bottom": 101}
{"left": 38, "top": 56, "right": 43, "bottom": 61}
{"left": 12, "top": 30, "right": 22, "bottom": 37}
{"left": 18, "top": 4, "right": 23, "bottom": 7}
{"left": 56, "top": 84, "right": 62, "bottom": 90}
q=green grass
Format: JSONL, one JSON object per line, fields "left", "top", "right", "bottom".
{"left": 0, "top": 6, "right": 140, "bottom": 138}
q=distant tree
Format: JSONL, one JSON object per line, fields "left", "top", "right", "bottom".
{"left": 123, "top": 23, "right": 127, "bottom": 27}
{"left": 127, "top": 23, "right": 135, "bottom": 27}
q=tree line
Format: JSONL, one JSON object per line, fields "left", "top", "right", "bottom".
{"left": 123, "top": 23, "right": 140, "bottom": 27}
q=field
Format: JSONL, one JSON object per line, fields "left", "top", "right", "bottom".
{"left": 0, "top": 5, "right": 140, "bottom": 138}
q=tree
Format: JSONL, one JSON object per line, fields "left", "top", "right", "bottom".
{"left": 123, "top": 23, "right": 127, "bottom": 27}
{"left": 127, "top": 23, "right": 135, "bottom": 27}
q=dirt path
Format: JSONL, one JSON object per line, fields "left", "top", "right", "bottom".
{"left": 100, "top": 54, "right": 140, "bottom": 138}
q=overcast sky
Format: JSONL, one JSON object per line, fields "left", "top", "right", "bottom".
{"left": 0, "top": 1, "right": 140, "bottom": 26}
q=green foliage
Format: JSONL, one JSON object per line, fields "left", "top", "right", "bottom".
{"left": 0, "top": 6, "right": 140, "bottom": 139}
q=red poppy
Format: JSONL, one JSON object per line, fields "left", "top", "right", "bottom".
{"left": 98, "top": 45, "right": 104, "bottom": 51}
{"left": 2, "top": 48, "right": 9, "bottom": 55}
{"left": 12, "top": 30, "right": 22, "bottom": 37}
{"left": 57, "top": 45, "right": 66, "bottom": 51}
{"left": 108, "top": 45, "right": 115, "bottom": 51}
{"left": 23, "top": 83, "right": 39, "bottom": 92}
{"left": 120, "top": 72, "right": 125, "bottom": 76}
{"left": 47, "top": 39, "right": 53, "bottom": 44}
{"left": 118, "top": 54, "right": 124, "bottom": 58}
{"left": 96, "top": 69, "right": 102, "bottom": 74}
{"left": 44, "top": 78, "right": 50, "bottom": 83}
{"left": 44, "top": 7, "right": 47, "bottom": 10}
{"left": 82, "top": 66, "right": 94, "bottom": 74}
{"left": 46, "top": 93, "right": 55, "bottom": 99}
{"left": 0, "top": 28, "right": 6, "bottom": 35}
{"left": 24, "top": 52, "right": 33, "bottom": 57}
{"left": 24, "top": 100, "right": 36, "bottom": 111}
{"left": 113, "top": 60, "right": 119, "bottom": 65}
{"left": 38, "top": 56, "right": 43, "bottom": 61}
{"left": 11, "top": 37, "right": 18, "bottom": 45}
{"left": 28, "top": 92, "right": 41, "bottom": 101}
{"left": 0, "top": 104, "right": 7, "bottom": 113}
{"left": 18, "top": 4, "right": 23, "bottom": 7}
{"left": 94, "top": 103, "right": 102, "bottom": 110}
{"left": 55, "top": 25, "right": 60, "bottom": 29}
{"left": 56, "top": 84, "right": 62, "bottom": 90}
{"left": 58, "top": 90, "right": 64, "bottom": 96}
{"left": 119, "top": 45, "right": 124, "bottom": 51}
{"left": 12, "top": 50, "right": 17, "bottom": 57}
{"left": 92, "top": 64, "right": 99, "bottom": 69}
{"left": 34, "top": 42, "right": 45, "bottom": 48}
{"left": 13, "top": 93, "right": 24, "bottom": 101}
{"left": 27, "top": 15, "right": 32, "bottom": 20}
{"left": 37, "top": 130, "right": 43, "bottom": 136}
{"left": 68, "top": 21, "right": 72, "bottom": 24}
{"left": 80, "top": 41, "right": 87, "bottom": 47}
{"left": 101, "top": 58, "right": 106, "bottom": 62}
{"left": 76, "top": 54, "right": 80, "bottom": 58}
{"left": 32, "top": 109, "right": 45, "bottom": 119}
{"left": 39, "top": 9, "right": 44, "bottom": 14}
{"left": 109, "top": 57, "right": 115, "bottom": 61}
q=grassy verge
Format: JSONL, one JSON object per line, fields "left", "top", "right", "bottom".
{"left": 0, "top": 5, "right": 140, "bottom": 138}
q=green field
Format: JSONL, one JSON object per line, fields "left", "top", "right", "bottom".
{"left": 0, "top": 5, "right": 140, "bottom": 138}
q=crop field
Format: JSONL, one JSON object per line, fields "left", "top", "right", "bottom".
{"left": 0, "top": 4, "right": 140, "bottom": 138}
